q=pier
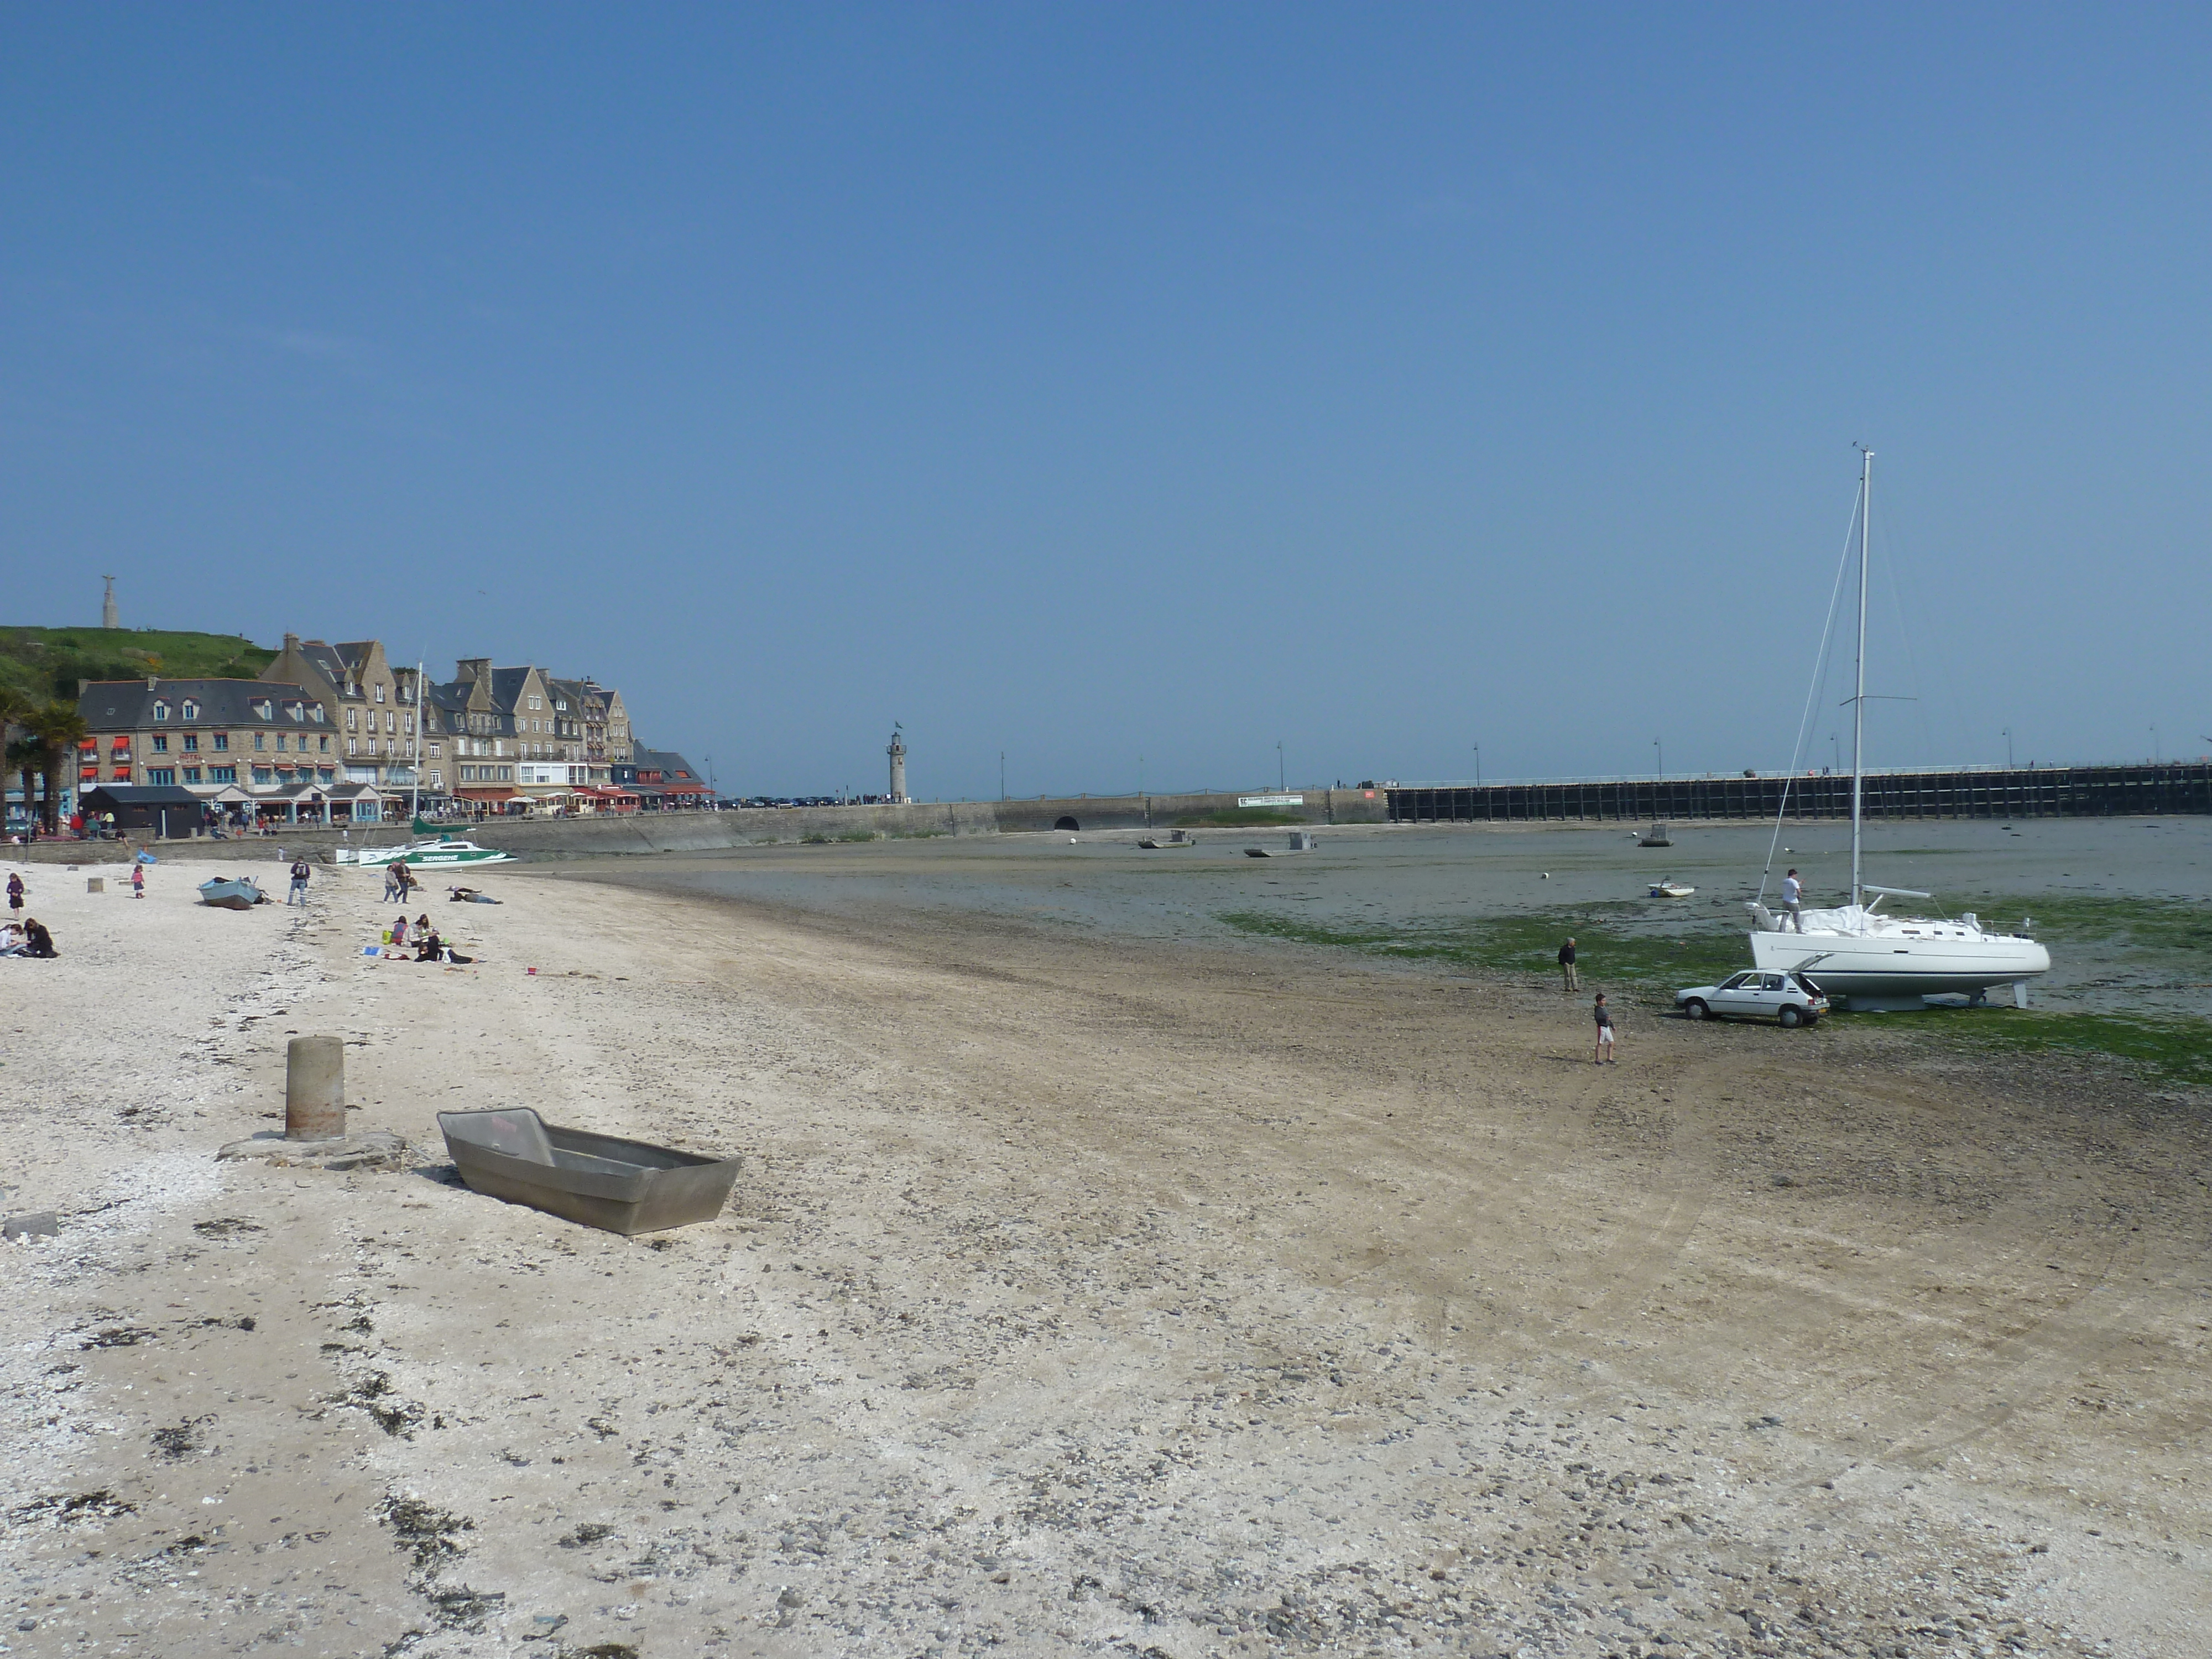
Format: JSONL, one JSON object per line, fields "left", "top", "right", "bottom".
{"left": 1386, "top": 761, "right": 2212, "bottom": 825}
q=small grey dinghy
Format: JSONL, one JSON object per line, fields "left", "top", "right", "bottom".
{"left": 437, "top": 1108, "right": 741, "bottom": 1235}
{"left": 197, "top": 877, "right": 267, "bottom": 910}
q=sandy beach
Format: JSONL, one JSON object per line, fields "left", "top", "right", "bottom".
{"left": 3, "top": 842, "right": 2207, "bottom": 1659}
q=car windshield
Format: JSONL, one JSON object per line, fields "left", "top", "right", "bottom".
{"left": 1721, "top": 972, "right": 1752, "bottom": 989}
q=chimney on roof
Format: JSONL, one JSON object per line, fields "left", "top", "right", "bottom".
{"left": 457, "top": 658, "right": 491, "bottom": 684}
{"left": 283, "top": 633, "right": 301, "bottom": 652}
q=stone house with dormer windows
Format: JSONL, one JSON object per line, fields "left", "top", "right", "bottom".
{"left": 259, "top": 634, "right": 442, "bottom": 799}
{"left": 74, "top": 676, "right": 379, "bottom": 823}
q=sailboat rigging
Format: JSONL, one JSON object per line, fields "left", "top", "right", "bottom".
{"left": 1746, "top": 452, "right": 2050, "bottom": 1010}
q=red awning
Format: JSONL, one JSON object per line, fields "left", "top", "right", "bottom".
{"left": 456, "top": 786, "right": 520, "bottom": 800}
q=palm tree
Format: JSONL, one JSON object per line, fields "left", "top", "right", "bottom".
{"left": 0, "top": 687, "right": 33, "bottom": 833}
{"left": 25, "top": 700, "right": 88, "bottom": 833}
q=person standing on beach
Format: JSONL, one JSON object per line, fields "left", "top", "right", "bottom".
{"left": 1558, "top": 937, "right": 1579, "bottom": 992}
{"left": 288, "top": 856, "right": 312, "bottom": 906}
{"left": 6, "top": 871, "right": 22, "bottom": 914}
{"left": 1782, "top": 868, "right": 1804, "bottom": 931}
{"left": 385, "top": 859, "right": 407, "bottom": 903}
{"left": 1593, "top": 993, "right": 1617, "bottom": 1064}
{"left": 130, "top": 861, "right": 145, "bottom": 900}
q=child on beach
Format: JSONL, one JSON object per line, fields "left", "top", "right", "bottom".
{"left": 131, "top": 863, "right": 145, "bottom": 899}
{"left": 1593, "top": 993, "right": 1618, "bottom": 1064}
{"left": 7, "top": 871, "right": 22, "bottom": 912}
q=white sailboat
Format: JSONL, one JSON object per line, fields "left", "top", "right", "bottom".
{"left": 1747, "top": 450, "right": 2049, "bottom": 1010}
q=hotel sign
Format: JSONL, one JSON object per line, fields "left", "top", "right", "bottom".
{"left": 1237, "top": 793, "right": 1305, "bottom": 808}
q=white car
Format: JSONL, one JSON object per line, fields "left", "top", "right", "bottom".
{"left": 1676, "top": 970, "right": 1829, "bottom": 1027}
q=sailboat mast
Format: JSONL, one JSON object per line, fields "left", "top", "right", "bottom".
{"left": 410, "top": 659, "right": 424, "bottom": 825}
{"left": 1850, "top": 449, "right": 1872, "bottom": 908}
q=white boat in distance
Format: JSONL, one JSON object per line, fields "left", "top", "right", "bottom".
{"left": 1747, "top": 451, "right": 2049, "bottom": 1010}
{"left": 337, "top": 837, "right": 513, "bottom": 868}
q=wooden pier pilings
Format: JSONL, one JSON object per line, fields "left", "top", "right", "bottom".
{"left": 1386, "top": 763, "right": 2212, "bottom": 825}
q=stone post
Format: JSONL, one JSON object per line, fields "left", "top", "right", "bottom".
{"left": 285, "top": 1036, "right": 346, "bottom": 1140}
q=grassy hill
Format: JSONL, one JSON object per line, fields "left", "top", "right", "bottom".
{"left": 1, "top": 625, "right": 276, "bottom": 708}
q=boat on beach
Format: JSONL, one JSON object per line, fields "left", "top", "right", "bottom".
{"left": 337, "top": 837, "right": 513, "bottom": 868}
{"left": 437, "top": 1108, "right": 740, "bottom": 1235}
{"left": 1649, "top": 880, "right": 1695, "bottom": 899}
{"left": 197, "top": 877, "right": 267, "bottom": 909}
{"left": 1746, "top": 451, "right": 2050, "bottom": 1010}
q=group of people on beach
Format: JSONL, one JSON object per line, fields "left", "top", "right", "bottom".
{"left": 4, "top": 871, "right": 56, "bottom": 958}
{"left": 385, "top": 911, "right": 450, "bottom": 962}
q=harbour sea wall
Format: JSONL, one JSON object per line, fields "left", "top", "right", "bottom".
{"left": 1386, "top": 761, "right": 2212, "bottom": 825}
{"left": 1, "top": 788, "right": 1382, "bottom": 865}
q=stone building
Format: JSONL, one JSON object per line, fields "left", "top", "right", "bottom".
{"left": 260, "top": 635, "right": 437, "bottom": 799}
{"left": 74, "top": 676, "right": 383, "bottom": 823}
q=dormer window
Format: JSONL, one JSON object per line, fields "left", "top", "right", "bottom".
{"left": 151, "top": 700, "right": 170, "bottom": 721}
{"left": 374, "top": 685, "right": 385, "bottom": 703}
{"left": 310, "top": 705, "right": 325, "bottom": 723}
{"left": 251, "top": 698, "right": 274, "bottom": 721}
{"left": 181, "top": 699, "right": 199, "bottom": 721}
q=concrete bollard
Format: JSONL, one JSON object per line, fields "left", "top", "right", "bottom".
{"left": 87, "top": 877, "right": 105, "bottom": 893}
{"left": 285, "top": 1036, "right": 346, "bottom": 1140}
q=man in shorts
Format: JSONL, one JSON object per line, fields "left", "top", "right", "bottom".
{"left": 288, "top": 856, "right": 312, "bottom": 906}
{"left": 1558, "top": 937, "right": 1578, "bottom": 992}
{"left": 1782, "top": 868, "right": 1804, "bottom": 931}
{"left": 1593, "top": 993, "right": 1617, "bottom": 1064}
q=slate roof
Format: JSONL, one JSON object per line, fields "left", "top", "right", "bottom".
{"left": 77, "top": 680, "right": 324, "bottom": 730}
{"left": 80, "top": 785, "right": 206, "bottom": 807}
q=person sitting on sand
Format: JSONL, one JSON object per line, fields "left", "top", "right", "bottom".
{"left": 0, "top": 920, "right": 26, "bottom": 956}
{"left": 413, "top": 924, "right": 444, "bottom": 962}
{"left": 390, "top": 915, "right": 409, "bottom": 948}
{"left": 23, "top": 917, "right": 57, "bottom": 958}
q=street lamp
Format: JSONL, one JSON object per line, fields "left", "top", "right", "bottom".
{"left": 2002, "top": 728, "right": 2012, "bottom": 770}
{"left": 999, "top": 750, "right": 1006, "bottom": 801}
{"left": 1653, "top": 737, "right": 1662, "bottom": 779}
{"left": 1829, "top": 733, "right": 1839, "bottom": 774}
{"left": 1473, "top": 743, "right": 1481, "bottom": 787}
{"left": 2152, "top": 724, "right": 2160, "bottom": 762}
{"left": 1276, "top": 739, "right": 1286, "bottom": 792}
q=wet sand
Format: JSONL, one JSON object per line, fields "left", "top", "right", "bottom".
{"left": 2, "top": 844, "right": 2207, "bottom": 1658}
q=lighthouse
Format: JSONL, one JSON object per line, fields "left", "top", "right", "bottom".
{"left": 886, "top": 727, "right": 908, "bottom": 803}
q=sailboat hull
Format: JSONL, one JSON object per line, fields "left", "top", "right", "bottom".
{"left": 1749, "top": 928, "right": 2049, "bottom": 1003}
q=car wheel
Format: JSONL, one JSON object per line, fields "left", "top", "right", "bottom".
{"left": 1778, "top": 1005, "right": 1803, "bottom": 1028}
{"left": 1682, "top": 999, "right": 1709, "bottom": 1021}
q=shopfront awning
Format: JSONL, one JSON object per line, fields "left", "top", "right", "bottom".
{"left": 456, "top": 786, "right": 520, "bottom": 801}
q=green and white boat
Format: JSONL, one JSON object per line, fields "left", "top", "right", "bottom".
{"left": 340, "top": 837, "right": 513, "bottom": 868}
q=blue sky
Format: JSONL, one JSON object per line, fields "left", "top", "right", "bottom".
{"left": 5, "top": 6, "right": 2208, "bottom": 796}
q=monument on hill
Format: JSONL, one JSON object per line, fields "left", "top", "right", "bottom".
{"left": 101, "top": 575, "right": 118, "bottom": 630}
{"left": 887, "top": 726, "right": 908, "bottom": 803}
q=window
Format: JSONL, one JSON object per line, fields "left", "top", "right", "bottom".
{"left": 111, "top": 766, "right": 131, "bottom": 781}
{"left": 274, "top": 734, "right": 286, "bottom": 752}
{"left": 374, "top": 685, "right": 385, "bottom": 703}
{"left": 251, "top": 699, "right": 273, "bottom": 721}
{"left": 252, "top": 766, "right": 273, "bottom": 784}
{"left": 152, "top": 734, "right": 169, "bottom": 753}
{"left": 152, "top": 700, "right": 170, "bottom": 721}
{"left": 529, "top": 695, "right": 541, "bottom": 710}
{"left": 429, "top": 770, "right": 442, "bottom": 789}
{"left": 213, "top": 733, "right": 228, "bottom": 751}
{"left": 147, "top": 768, "right": 175, "bottom": 785}
{"left": 347, "top": 738, "right": 357, "bottom": 757}
{"left": 209, "top": 766, "right": 236, "bottom": 784}
{"left": 181, "top": 700, "right": 199, "bottom": 720}
{"left": 182, "top": 767, "right": 202, "bottom": 784}
{"left": 347, "top": 709, "right": 358, "bottom": 731}
{"left": 182, "top": 734, "right": 199, "bottom": 752}
{"left": 319, "top": 736, "right": 329, "bottom": 753}
{"left": 317, "top": 768, "right": 335, "bottom": 783}
{"left": 253, "top": 733, "right": 265, "bottom": 750}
